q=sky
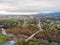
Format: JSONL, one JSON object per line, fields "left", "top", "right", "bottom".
{"left": 0, "top": 0, "right": 60, "bottom": 14}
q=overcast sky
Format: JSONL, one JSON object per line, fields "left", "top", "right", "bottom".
{"left": 0, "top": 0, "right": 60, "bottom": 14}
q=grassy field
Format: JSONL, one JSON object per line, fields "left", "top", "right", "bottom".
{"left": 0, "top": 33, "right": 8, "bottom": 43}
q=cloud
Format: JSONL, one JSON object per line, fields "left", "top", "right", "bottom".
{"left": 0, "top": 0, "right": 60, "bottom": 14}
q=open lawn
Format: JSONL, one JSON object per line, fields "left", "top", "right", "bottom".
{"left": 0, "top": 33, "right": 8, "bottom": 43}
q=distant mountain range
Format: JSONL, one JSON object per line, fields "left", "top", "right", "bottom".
{"left": 33, "top": 12, "right": 60, "bottom": 17}
{"left": 0, "top": 12, "right": 60, "bottom": 18}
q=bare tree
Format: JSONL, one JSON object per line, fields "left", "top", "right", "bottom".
{"left": 25, "top": 19, "right": 43, "bottom": 42}
{"left": 23, "top": 19, "right": 27, "bottom": 26}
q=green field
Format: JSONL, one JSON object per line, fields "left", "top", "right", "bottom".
{"left": 0, "top": 33, "right": 8, "bottom": 43}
